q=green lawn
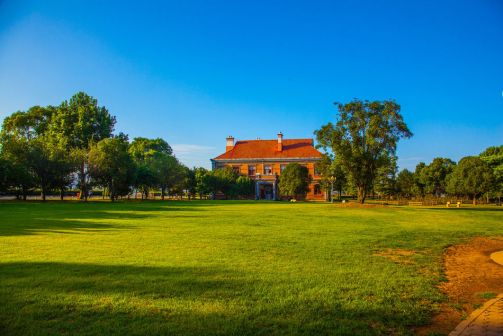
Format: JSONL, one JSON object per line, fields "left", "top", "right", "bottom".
{"left": 0, "top": 201, "right": 502, "bottom": 335}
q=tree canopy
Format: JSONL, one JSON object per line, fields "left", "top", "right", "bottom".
{"left": 315, "top": 99, "right": 412, "bottom": 203}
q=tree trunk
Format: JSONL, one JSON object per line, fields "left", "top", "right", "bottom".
{"left": 357, "top": 186, "right": 367, "bottom": 204}
{"left": 22, "top": 185, "right": 27, "bottom": 201}
{"left": 41, "top": 187, "right": 46, "bottom": 202}
{"left": 472, "top": 194, "right": 477, "bottom": 205}
{"left": 80, "top": 162, "right": 88, "bottom": 201}
{"left": 60, "top": 188, "right": 64, "bottom": 201}
{"left": 161, "top": 187, "right": 165, "bottom": 200}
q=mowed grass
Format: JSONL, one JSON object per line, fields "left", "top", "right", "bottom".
{"left": 0, "top": 201, "right": 502, "bottom": 335}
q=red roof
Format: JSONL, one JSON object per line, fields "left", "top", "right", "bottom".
{"left": 213, "top": 139, "right": 322, "bottom": 160}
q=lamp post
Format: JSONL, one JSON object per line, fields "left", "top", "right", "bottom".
{"left": 328, "top": 176, "right": 336, "bottom": 203}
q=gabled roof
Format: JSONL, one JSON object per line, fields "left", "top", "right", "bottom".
{"left": 213, "top": 138, "right": 322, "bottom": 160}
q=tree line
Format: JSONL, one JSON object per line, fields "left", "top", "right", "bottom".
{"left": 0, "top": 92, "right": 257, "bottom": 201}
{"left": 315, "top": 99, "right": 502, "bottom": 204}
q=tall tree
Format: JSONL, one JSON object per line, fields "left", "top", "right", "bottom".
{"left": 419, "top": 157, "right": 456, "bottom": 197}
{"left": 279, "top": 163, "right": 311, "bottom": 200}
{"left": 48, "top": 92, "right": 115, "bottom": 200}
{"left": 195, "top": 167, "right": 212, "bottom": 199}
{"left": 88, "top": 137, "right": 135, "bottom": 201}
{"left": 396, "top": 169, "right": 415, "bottom": 198}
{"left": 129, "top": 137, "right": 173, "bottom": 199}
{"left": 316, "top": 154, "right": 346, "bottom": 201}
{"left": 373, "top": 156, "right": 398, "bottom": 198}
{"left": 479, "top": 145, "right": 503, "bottom": 203}
{"left": 315, "top": 99, "right": 412, "bottom": 203}
{"left": 446, "top": 156, "right": 494, "bottom": 204}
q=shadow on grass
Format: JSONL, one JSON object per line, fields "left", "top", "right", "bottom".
{"left": 0, "top": 201, "right": 213, "bottom": 236}
{"left": 0, "top": 261, "right": 432, "bottom": 335}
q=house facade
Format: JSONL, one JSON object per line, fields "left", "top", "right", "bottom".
{"left": 211, "top": 133, "right": 325, "bottom": 200}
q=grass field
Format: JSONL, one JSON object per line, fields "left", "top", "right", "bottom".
{"left": 1, "top": 201, "right": 502, "bottom": 335}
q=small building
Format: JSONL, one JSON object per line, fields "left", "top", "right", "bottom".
{"left": 211, "top": 133, "right": 325, "bottom": 200}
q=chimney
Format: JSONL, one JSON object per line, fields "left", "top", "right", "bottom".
{"left": 226, "top": 136, "right": 235, "bottom": 152}
{"left": 277, "top": 132, "right": 283, "bottom": 151}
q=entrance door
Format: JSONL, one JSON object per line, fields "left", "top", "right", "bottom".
{"left": 259, "top": 183, "right": 273, "bottom": 200}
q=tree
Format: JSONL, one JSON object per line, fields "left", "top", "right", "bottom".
{"left": 0, "top": 106, "right": 72, "bottom": 201}
{"left": 233, "top": 176, "right": 255, "bottom": 199}
{"left": 151, "top": 153, "right": 183, "bottom": 200}
{"left": 211, "top": 167, "right": 239, "bottom": 198}
{"left": 279, "top": 163, "right": 310, "bottom": 199}
{"left": 88, "top": 138, "right": 135, "bottom": 201}
{"left": 396, "top": 169, "right": 415, "bottom": 198}
{"left": 195, "top": 167, "right": 212, "bottom": 199}
{"left": 316, "top": 154, "right": 346, "bottom": 201}
{"left": 48, "top": 92, "right": 115, "bottom": 200}
{"left": 129, "top": 137, "right": 173, "bottom": 199}
{"left": 315, "top": 99, "right": 412, "bottom": 203}
{"left": 419, "top": 157, "right": 456, "bottom": 197}
{"left": 412, "top": 162, "right": 426, "bottom": 198}
{"left": 446, "top": 156, "right": 494, "bottom": 204}
{"left": 373, "top": 156, "right": 398, "bottom": 199}
{"left": 479, "top": 145, "right": 503, "bottom": 204}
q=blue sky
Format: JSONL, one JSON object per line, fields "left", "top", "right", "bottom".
{"left": 1, "top": 0, "right": 502, "bottom": 169}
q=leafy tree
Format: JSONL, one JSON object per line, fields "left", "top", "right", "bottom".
{"left": 479, "top": 145, "right": 503, "bottom": 203}
{"left": 151, "top": 154, "right": 183, "bottom": 200}
{"left": 233, "top": 175, "right": 255, "bottom": 199}
{"left": 129, "top": 137, "right": 173, "bottom": 199}
{"left": 0, "top": 106, "right": 73, "bottom": 200}
{"left": 316, "top": 154, "right": 346, "bottom": 201}
{"left": 373, "top": 156, "right": 397, "bottom": 198}
{"left": 88, "top": 138, "right": 135, "bottom": 201}
{"left": 419, "top": 157, "right": 456, "bottom": 197}
{"left": 315, "top": 99, "right": 412, "bottom": 203}
{"left": 195, "top": 167, "right": 212, "bottom": 199}
{"left": 412, "top": 162, "right": 426, "bottom": 198}
{"left": 211, "top": 167, "right": 239, "bottom": 198}
{"left": 396, "top": 169, "right": 415, "bottom": 198}
{"left": 279, "top": 163, "right": 311, "bottom": 199}
{"left": 48, "top": 92, "right": 115, "bottom": 200}
{"left": 446, "top": 156, "right": 494, "bottom": 204}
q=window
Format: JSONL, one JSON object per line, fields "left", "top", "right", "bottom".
{"left": 280, "top": 164, "right": 287, "bottom": 173}
{"left": 314, "top": 184, "right": 321, "bottom": 195}
{"left": 248, "top": 165, "right": 256, "bottom": 176}
{"left": 264, "top": 165, "right": 272, "bottom": 175}
{"left": 232, "top": 166, "right": 240, "bottom": 174}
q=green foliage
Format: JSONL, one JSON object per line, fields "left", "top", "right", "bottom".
{"left": 278, "top": 163, "right": 310, "bottom": 199}
{"left": 418, "top": 158, "right": 456, "bottom": 197}
{"left": 88, "top": 138, "right": 135, "bottom": 201}
{"left": 316, "top": 154, "right": 347, "bottom": 200}
{"left": 315, "top": 99, "right": 412, "bottom": 203}
{"left": 446, "top": 156, "right": 494, "bottom": 203}
{"left": 396, "top": 169, "right": 414, "bottom": 198}
{"left": 211, "top": 167, "right": 239, "bottom": 198}
{"left": 479, "top": 145, "right": 503, "bottom": 198}
{"left": 374, "top": 156, "right": 398, "bottom": 198}
{"left": 194, "top": 167, "right": 212, "bottom": 198}
{"left": 129, "top": 137, "right": 174, "bottom": 198}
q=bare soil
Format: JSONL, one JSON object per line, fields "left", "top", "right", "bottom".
{"left": 417, "top": 237, "right": 503, "bottom": 335}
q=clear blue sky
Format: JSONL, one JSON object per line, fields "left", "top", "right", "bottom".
{"left": 1, "top": 0, "right": 502, "bottom": 169}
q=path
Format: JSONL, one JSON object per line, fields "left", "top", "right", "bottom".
{"left": 448, "top": 250, "right": 503, "bottom": 336}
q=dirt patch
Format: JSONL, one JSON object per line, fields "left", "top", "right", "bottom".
{"left": 338, "top": 202, "right": 387, "bottom": 208}
{"left": 374, "top": 248, "right": 417, "bottom": 265}
{"left": 417, "top": 237, "right": 503, "bottom": 335}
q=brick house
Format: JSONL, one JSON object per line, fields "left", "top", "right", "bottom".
{"left": 211, "top": 133, "right": 325, "bottom": 200}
